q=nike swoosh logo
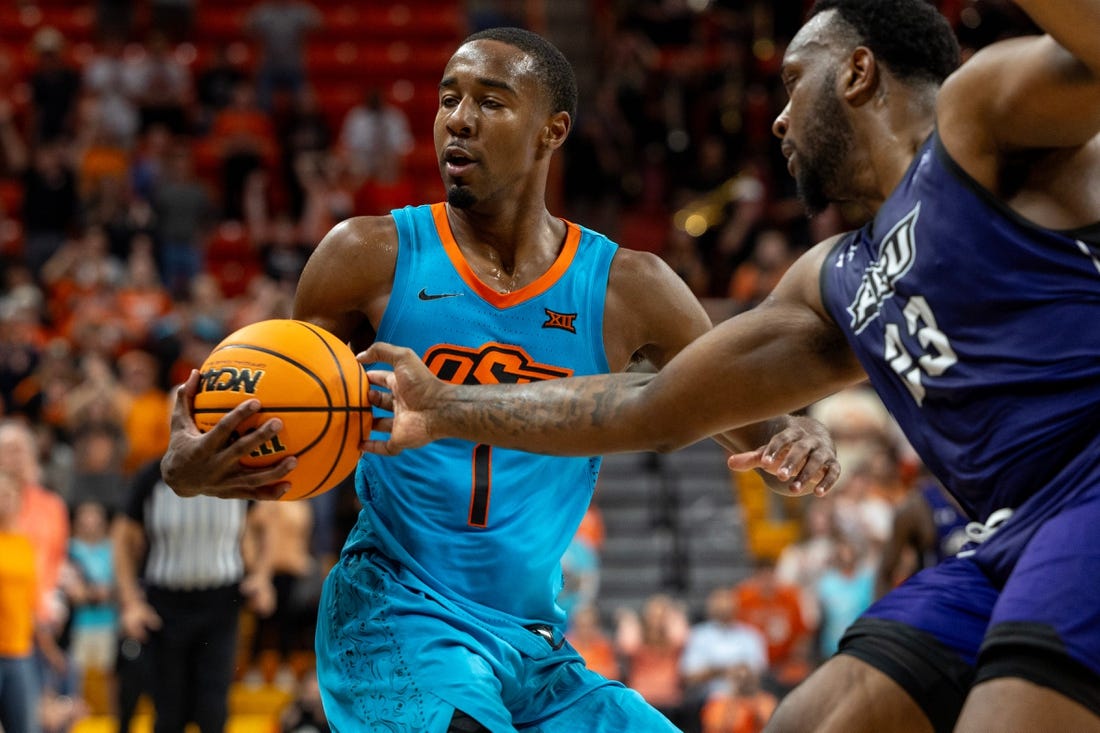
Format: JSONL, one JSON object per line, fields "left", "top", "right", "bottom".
{"left": 418, "top": 288, "right": 463, "bottom": 301}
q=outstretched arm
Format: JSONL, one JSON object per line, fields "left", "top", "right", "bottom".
{"left": 363, "top": 239, "right": 865, "bottom": 467}
{"left": 600, "top": 247, "right": 842, "bottom": 495}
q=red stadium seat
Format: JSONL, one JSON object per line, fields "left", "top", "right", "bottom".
{"left": 304, "top": 42, "right": 362, "bottom": 82}
{"left": 194, "top": 7, "right": 250, "bottom": 44}
{"left": 206, "top": 220, "right": 261, "bottom": 298}
{"left": 38, "top": 7, "right": 94, "bottom": 42}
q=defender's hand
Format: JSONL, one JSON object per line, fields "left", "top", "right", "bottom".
{"left": 727, "top": 415, "right": 841, "bottom": 497}
{"left": 161, "top": 370, "right": 295, "bottom": 500}
{"left": 358, "top": 342, "right": 447, "bottom": 455}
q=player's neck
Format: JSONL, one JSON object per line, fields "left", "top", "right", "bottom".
{"left": 876, "top": 86, "right": 937, "bottom": 204}
{"left": 850, "top": 114, "right": 935, "bottom": 216}
{"left": 448, "top": 195, "right": 563, "bottom": 247}
{"left": 447, "top": 202, "right": 566, "bottom": 289}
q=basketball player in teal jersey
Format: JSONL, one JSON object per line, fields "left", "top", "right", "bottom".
{"left": 360, "top": 2, "right": 1100, "bottom": 732}
{"left": 161, "top": 28, "right": 840, "bottom": 732}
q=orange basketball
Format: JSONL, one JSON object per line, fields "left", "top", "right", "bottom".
{"left": 193, "top": 319, "right": 371, "bottom": 501}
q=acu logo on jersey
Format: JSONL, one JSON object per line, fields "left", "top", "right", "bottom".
{"left": 199, "top": 367, "right": 264, "bottom": 394}
{"left": 424, "top": 343, "right": 573, "bottom": 385}
{"left": 848, "top": 203, "right": 920, "bottom": 334}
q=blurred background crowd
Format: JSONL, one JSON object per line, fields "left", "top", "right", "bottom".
{"left": 0, "top": 1, "right": 1038, "bottom": 731}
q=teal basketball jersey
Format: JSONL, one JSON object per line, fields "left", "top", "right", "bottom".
{"left": 347, "top": 203, "right": 616, "bottom": 630}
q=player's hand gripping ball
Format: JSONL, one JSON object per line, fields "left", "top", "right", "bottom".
{"left": 193, "top": 319, "right": 371, "bottom": 500}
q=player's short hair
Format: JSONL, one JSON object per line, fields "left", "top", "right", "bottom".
{"left": 461, "top": 27, "right": 578, "bottom": 121}
{"left": 809, "top": 0, "right": 960, "bottom": 85}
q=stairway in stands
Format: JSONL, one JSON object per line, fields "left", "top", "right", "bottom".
{"left": 594, "top": 440, "right": 755, "bottom": 619}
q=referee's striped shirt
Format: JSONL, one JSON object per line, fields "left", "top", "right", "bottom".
{"left": 124, "top": 459, "right": 248, "bottom": 591}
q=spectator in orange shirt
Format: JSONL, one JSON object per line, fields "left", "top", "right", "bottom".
{"left": 116, "top": 349, "right": 170, "bottom": 476}
{"left": 209, "top": 81, "right": 277, "bottom": 220}
{"left": 699, "top": 664, "right": 777, "bottom": 733}
{"left": 115, "top": 236, "right": 174, "bottom": 350}
{"left": 75, "top": 126, "right": 130, "bottom": 204}
{"left": 0, "top": 419, "right": 70, "bottom": 627}
{"left": 40, "top": 225, "right": 127, "bottom": 357}
{"left": 0, "top": 418, "right": 74, "bottom": 724}
{"left": 726, "top": 228, "right": 798, "bottom": 310}
{"left": 0, "top": 467, "right": 42, "bottom": 733}
{"left": 617, "top": 594, "right": 690, "bottom": 728}
{"left": 733, "top": 557, "right": 812, "bottom": 693}
{"left": 566, "top": 604, "right": 620, "bottom": 682}
{"left": 574, "top": 503, "right": 606, "bottom": 552}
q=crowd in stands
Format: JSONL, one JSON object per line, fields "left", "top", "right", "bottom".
{"left": 0, "top": 1, "right": 1033, "bottom": 731}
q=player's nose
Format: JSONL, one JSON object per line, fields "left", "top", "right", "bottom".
{"left": 446, "top": 97, "right": 477, "bottom": 136}
{"left": 772, "top": 103, "right": 790, "bottom": 140}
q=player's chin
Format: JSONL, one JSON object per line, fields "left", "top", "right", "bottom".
{"left": 446, "top": 184, "right": 478, "bottom": 209}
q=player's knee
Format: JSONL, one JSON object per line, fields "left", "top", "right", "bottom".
{"left": 762, "top": 698, "right": 797, "bottom": 732}
{"left": 764, "top": 655, "right": 938, "bottom": 733}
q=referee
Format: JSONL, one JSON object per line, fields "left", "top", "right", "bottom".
{"left": 113, "top": 456, "right": 275, "bottom": 733}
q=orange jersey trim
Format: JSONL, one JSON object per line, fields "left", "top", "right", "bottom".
{"left": 430, "top": 202, "right": 581, "bottom": 309}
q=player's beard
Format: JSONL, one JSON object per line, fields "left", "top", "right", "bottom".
{"left": 795, "top": 72, "right": 854, "bottom": 217}
{"left": 447, "top": 184, "right": 477, "bottom": 209}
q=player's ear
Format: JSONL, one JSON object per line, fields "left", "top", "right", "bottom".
{"left": 540, "top": 111, "right": 571, "bottom": 153}
{"left": 844, "top": 46, "right": 879, "bottom": 107}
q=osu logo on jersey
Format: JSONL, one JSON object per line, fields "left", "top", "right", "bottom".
{"left": 424, "top": 343, "right": 573, "bottom": 385}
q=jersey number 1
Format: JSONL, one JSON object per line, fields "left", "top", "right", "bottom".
{"left": 423, "top": 343, "right": 572, "bottom": 529}
{"left": 468, "top": 444, "right": 492, "bottom": 527}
